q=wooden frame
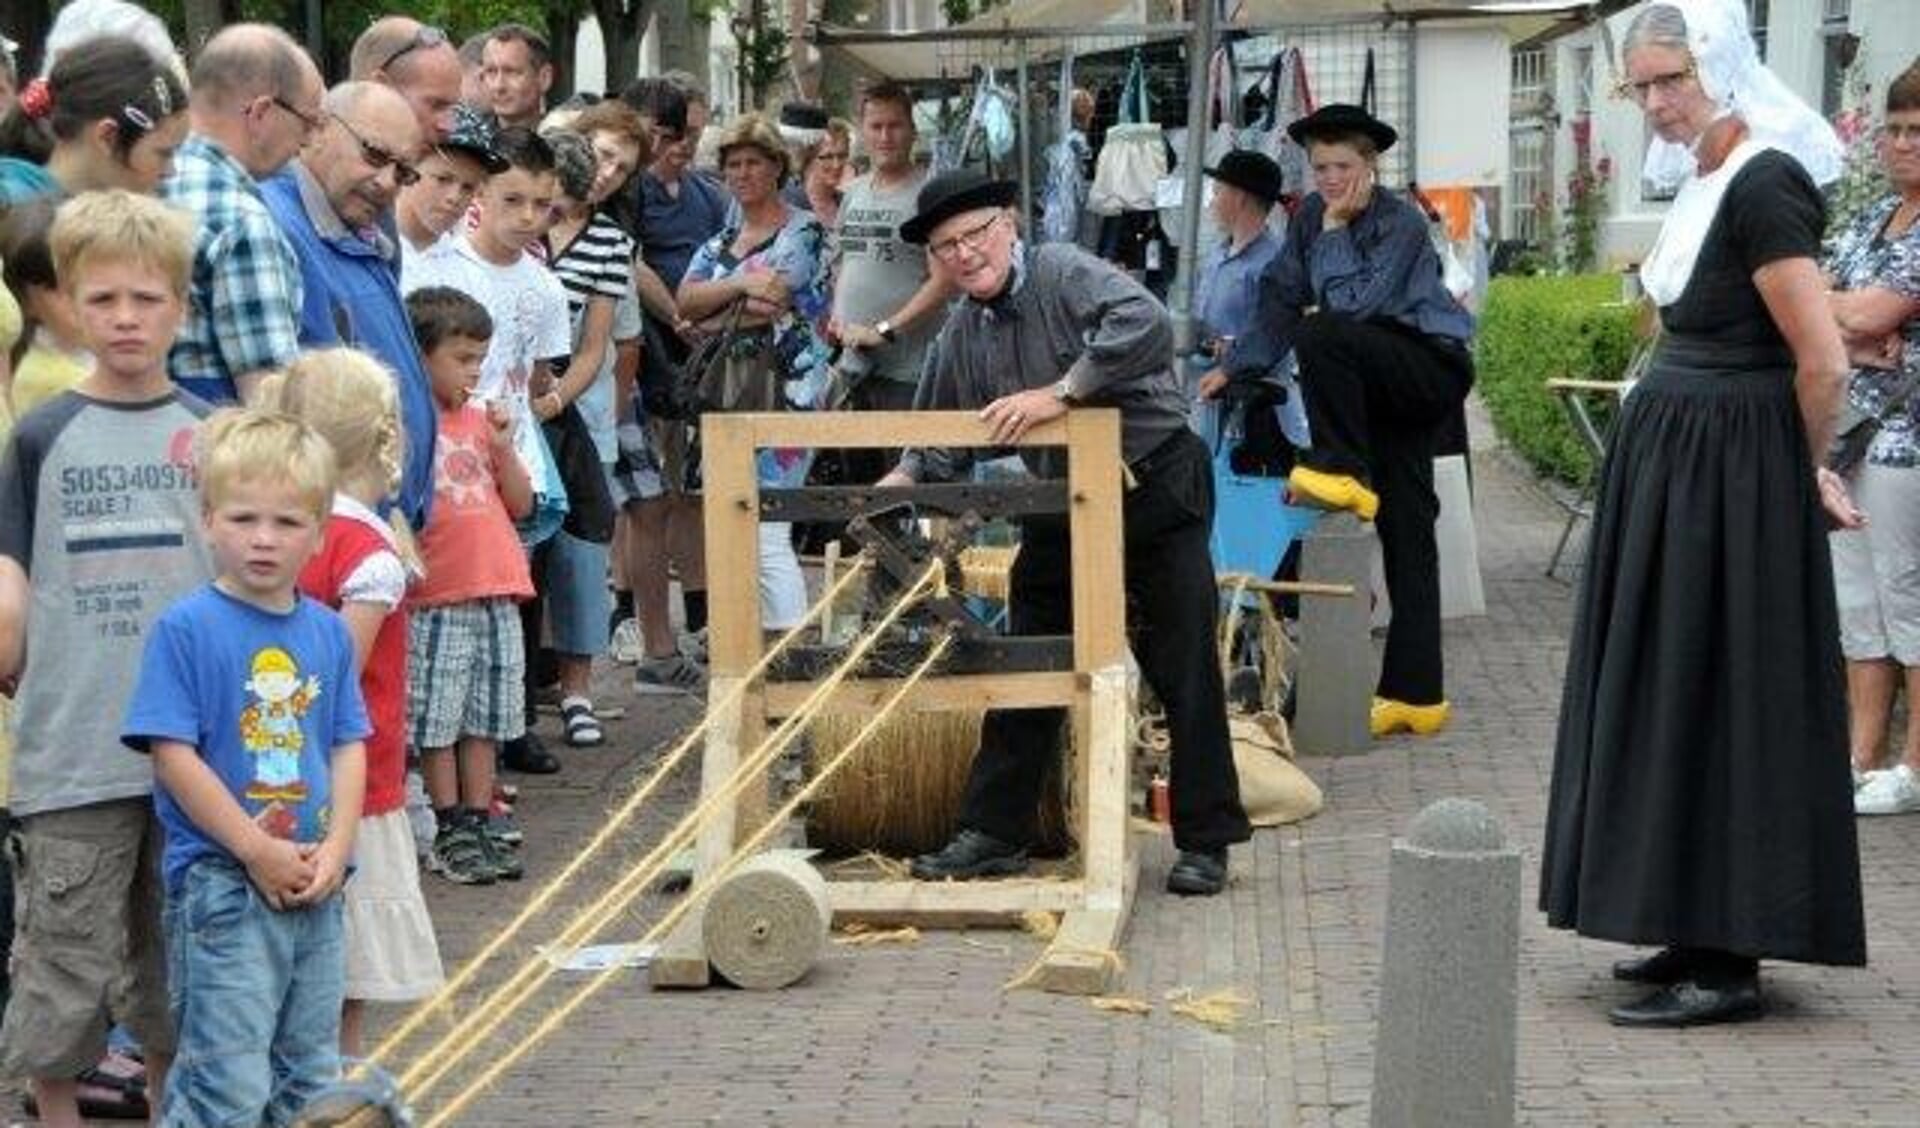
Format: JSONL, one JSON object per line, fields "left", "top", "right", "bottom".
{"left": 649, "top": 410, "right": 1138, "bottom": 995}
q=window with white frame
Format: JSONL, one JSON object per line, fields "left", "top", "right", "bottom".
{"left": 1822, "top": 0, "right": 1855, "bottom": 117}
{"left": 1512, "top": 46, "right": 1547, "bottom": 99}
{"left": 1509, "top": 125, "right": 1547, "bottom": 244}
{"left": 1747, "top": 0, "right": 1769, "bottom": 58}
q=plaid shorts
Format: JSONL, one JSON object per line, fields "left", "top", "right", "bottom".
{"left": 407, "top": 598, "right": 527, "bottom": 749}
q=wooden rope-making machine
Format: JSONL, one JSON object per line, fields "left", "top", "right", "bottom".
{"left": 326, "top": 410, "right": 1149, "bottom": 1125}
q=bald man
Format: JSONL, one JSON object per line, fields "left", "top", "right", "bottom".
{"left": 261, "top": 82, "right": 438, "bottom": 528}
{"left": 349, "top": 17, "right": 462, "bottom": 143}
{"left": 163, "top": 23, "right": 322, "bottom": 404}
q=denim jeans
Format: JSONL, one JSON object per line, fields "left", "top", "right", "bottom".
{"left": 162, "top": 858, "right": 344, "bottom": 1127}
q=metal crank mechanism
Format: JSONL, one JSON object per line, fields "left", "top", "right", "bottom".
{"left": 758, "top": 480, "right": 1076, "bottom": 679}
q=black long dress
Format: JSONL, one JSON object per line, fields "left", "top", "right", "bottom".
{"left": 1539, "top": 150, "right": 1867, "bottom": 967}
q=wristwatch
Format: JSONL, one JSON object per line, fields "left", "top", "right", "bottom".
{"left": 1051, "top": 378, "right": 1075, "bottom": 404}
{"left": 875, "top": 319, "right": 898, "bottom": 343}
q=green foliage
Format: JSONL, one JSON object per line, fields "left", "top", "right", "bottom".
{"left": 1829, "top": 56, "right": 1890, "bottom": 240}
{"left": 1475, "top": 274, "right": 1644, "bottom": 484}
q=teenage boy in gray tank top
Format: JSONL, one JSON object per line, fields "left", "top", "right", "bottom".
{"left": 829, "top": 80, "right": 955, "bottom": 411}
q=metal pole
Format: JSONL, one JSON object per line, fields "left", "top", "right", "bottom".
{"left": 1171, "top": 0, "right": 1216, "bottom": 356}
{"left": 1018, "top": 39, "right": 1033, "bottom": 225}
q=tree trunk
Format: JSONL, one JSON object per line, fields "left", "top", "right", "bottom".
{"left": 654, "top": 0, "right": 711, "bottom": 94}
{"left": 595, "top": 0, "right": 657, "bottom": 95}
{"left": 547, "top": 4, "right": 580, "bottom": 101}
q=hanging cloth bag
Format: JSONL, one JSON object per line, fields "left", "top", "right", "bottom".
{"left": 1087, "top": 52, "right": 1167, "bottom": 216}
{"left": 1243, "top": 46, "right": 1315, "bottom": 203}
{"left": 1040, "top": 53, "right": 1088, "bottom": 244}
{"left": 1157, "top": 45, "right": 1239, "bottom": 258}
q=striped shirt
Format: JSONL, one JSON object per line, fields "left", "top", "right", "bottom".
{"left": 161, "top": 135, "right": 304, "bottom": 405}
{"left": 547, "top": 213, "right": 634, "bottom": 317}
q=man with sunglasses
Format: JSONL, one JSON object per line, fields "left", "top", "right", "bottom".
{"left": 884, "top": 170, "right": 1251, "bottom": 898}
{"left": 349, "top": 17, "right": 462, "bottom": 144}
{"left": 162, "top": 24, "right": 322, "bottom": 407}
{"left": 262, "top": 81, "right": 439, "bottom": 531}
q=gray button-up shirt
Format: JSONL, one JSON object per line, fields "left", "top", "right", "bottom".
{"left": 898, "top": 242, "right": 1187, "bottom": 482}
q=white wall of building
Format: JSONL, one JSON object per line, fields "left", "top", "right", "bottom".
{"left": 1414, "top": 25, "right": 1511, "bottom": 187}
{"left": 571, "top": 12, "right": 734, "bottom": 113}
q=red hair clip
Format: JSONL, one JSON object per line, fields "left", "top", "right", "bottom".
{"left": 19, "top": 78, "right": 52, "bottom": 121}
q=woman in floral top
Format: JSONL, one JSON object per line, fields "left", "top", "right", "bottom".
{"left": 678, "top": 113, "right": 833, "bottom": 631}
{"left": 1827, "top": 60, "right": 1920, "bottom": 815}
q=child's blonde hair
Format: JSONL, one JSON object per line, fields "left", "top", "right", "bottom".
{"left": 197, "top": 408, "right": 337, "bottom": 523}
{"left": 258, "top": 349, "right": 425, "bottom": 576}
{"left": 49, "top": 189, "right": 193, "bottom": 297}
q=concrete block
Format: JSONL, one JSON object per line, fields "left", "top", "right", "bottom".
{"left": 1435, "top": 455, "right": 1485, "bottom": 620}
{"left": 1370, "top": 798, "right": 1519, "bottom": 1128}
{"left": 1294, "top": 513, "right": 1378, "bottom": 756}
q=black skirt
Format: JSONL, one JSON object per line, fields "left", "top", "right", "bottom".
{"left": 1539, "top": 339, "right": 1866, "bottom": 967}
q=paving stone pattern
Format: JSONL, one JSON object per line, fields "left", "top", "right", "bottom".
{"left": 23, "top": 411, "right": 1920, "bottom": 1126}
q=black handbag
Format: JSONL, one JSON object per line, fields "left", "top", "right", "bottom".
{"left": 1828, "top": 364, "right": 1920, "bottom": 475}
{"left": 676, "top": 297, "right": 784, "bottom": 416}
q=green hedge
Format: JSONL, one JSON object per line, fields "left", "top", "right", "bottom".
{"left": 1475, "top": 274, "right": 1645, "bottom": 484}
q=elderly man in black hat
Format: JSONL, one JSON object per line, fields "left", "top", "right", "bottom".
{"left": 1202, "top": 104, "right": 1474, "bottom": 740}
{"left": 881, "top": 169, "right": 1251, "bottom": 896}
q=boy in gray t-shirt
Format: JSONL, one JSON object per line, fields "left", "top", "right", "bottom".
{"left": 0, "top": 191, "right": 211, "bottom": 1117}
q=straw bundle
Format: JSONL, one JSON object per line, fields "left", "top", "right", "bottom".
{"left": 804, "top": 710, "right": 1070, "bottom": 856}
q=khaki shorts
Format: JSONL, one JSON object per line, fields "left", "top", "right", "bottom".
{"left": 0, "top": 798, "right": 174, "bottom": 1079}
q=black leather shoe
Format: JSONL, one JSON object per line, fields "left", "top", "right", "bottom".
{"left": 909, "top": 829, "right": 1028, "bottom": 880}
{"left": 1612, "top": 946, "right": 1697, "bottom": 985}
{"left": 501, "top": 732, "right": 562, "bottom": 775}
{"left": 1165, "top": 848, "right": 1228, "bottom": 896}
{"left": 1608, "top": 979, "right": 1765, "bottom": 1028}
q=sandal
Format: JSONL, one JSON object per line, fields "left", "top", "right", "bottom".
{"left": 561, "top": 697, "right": 605, "bottom": 747}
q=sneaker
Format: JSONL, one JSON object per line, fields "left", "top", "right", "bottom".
{"left": 635, "top": 653, "right": 707, "bottom": 696}
{"left": 477, "top": 820, "right": 524, "bottom": 881}
{"left": 487, "top": 798, "right": 524, "bottom": 845}
{"left": 609, "top": 618, "right": 643, "bottom": 665}
{"left": 678, "top": 627, "right": 709, "bottom": 666}
{"left": 428, "top": 821, "right": 497, "bottom": 885}
{"left": 1856, "top": 763, "right": 1920, "bottom": 815}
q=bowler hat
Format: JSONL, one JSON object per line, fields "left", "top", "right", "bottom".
{"left": 1286, "top": 103, "right": 1397, "bottom": 154}
{"left": 900, "top": 168, "right": 1018, "bottom": 245}
{"left": 1203, "top": 149, "right": 1286, "bottom": 204}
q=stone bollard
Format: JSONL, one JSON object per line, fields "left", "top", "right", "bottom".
{"left": 1294, "top": 513, "right": 1377, "bottom": 755}
{"left": 1370, "top": 799, "right": 1519, "bottom": 1128}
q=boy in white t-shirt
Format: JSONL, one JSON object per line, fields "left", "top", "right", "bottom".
{"left": 400, "top": 126, "right": 573, "bottom": 780}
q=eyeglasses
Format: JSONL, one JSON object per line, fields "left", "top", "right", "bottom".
{"left": 271, "top": 96, "right": 323, "bottom": 135}
{"left": 375, "top": 24, "right": 448, "bottom": 74}
{"left": 329, "top": 112, "right": 421, "bottom": 186}
{"left": 814, "top": 149, "right": 851, "bottom": 163}
{"left": 1881, "top": 122, "right": 1920, "bottom": 146}
{"left": 928, "top": 212, "right": 1007, "bottom": 262}
{"left": 1613, "top": 63, "right": 1698, "bottom": 104}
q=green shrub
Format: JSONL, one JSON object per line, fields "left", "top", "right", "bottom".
{"left": 1475, "top": 274, "right": 1645, "bottom": 484}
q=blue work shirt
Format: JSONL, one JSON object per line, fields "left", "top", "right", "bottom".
{"left": 634, "top": 168, "right": 732, "bottom": 292}
{"left": 261, "top": 162, "right": 438, "bottom": 530}
{"left": 1225, "top": 189, "right": 1473, "bottom": 386}
{"left": 1196, "top": 228, "right": 1280, "bottom": 350}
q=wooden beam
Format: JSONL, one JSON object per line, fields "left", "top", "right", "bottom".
{"left": 1066, "top": 410, "right": 1127, "bottom": 671}
{"left": 827, "top": 878, "right": 1087, "bottom": 914}
{"left": 741, "top": 409, "right": 1074, "bottom": 450}
{"left": 763, "top": 671, "right": 1077, "bottom": 717}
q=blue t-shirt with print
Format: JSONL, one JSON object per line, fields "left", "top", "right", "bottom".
{"left": 122, "top": 584, "right": 370, "bottom": 892}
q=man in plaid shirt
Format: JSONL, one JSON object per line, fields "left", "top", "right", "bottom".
{"left": 161, "top": 25, "right": 322, "bottom": 405}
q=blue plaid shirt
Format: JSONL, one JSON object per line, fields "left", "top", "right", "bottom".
{"left": 161, "top": 135, "right": 303, "bottom": 404}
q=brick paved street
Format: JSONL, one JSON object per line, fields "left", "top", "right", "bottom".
{"left": 18, "top": 411, "right": 1919, "bottom": 1126}
{"left": 377, "top": 412, "right": 1920, "bottom": 1128}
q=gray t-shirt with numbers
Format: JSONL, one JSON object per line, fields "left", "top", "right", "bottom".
{"left": 0, "top": 390, "right": 214, "bottom": 816}
{"left": 833, "top": 169, "right": 937, "bottom": 387}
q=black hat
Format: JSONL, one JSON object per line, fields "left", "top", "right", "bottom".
{"left": 440, "top": 103, "right": 509, "bottom": 173}
{"left": 778, "top": 101, "right": 831, "bottom": 145}
{"left": 1203, "top": 149, "right": 1286, "bottom": 204}
{"left": 1286, "top": 103, "right": 1397, "bottom": 154}
{"left": 900, "top": 168, "right": 1018, "bottom": 245}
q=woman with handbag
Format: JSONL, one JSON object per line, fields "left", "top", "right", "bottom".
{"left": 1539, "top": 0, "right": 1864, "bottom": 1028}
{"left": 1826, "top": 58, "right": 1920, "bottom": 815}
{"left": 676, "top": 113, "right": 833, "bottom": 633}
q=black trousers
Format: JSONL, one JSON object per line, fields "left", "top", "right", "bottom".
{"left": 1292, "top": 313, "right": 1473, "bottom": 705}
{"left": 958, "top": 429, "right": 1252, "bottom": 854}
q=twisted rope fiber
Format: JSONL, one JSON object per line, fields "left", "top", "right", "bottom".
{"left": 397, "top": 563, "right": 945, "bottom": 1105}
{"left": 421, "top": 627, "right": 958, "bottom": 1127}
{"left": 364, "top": 560, "right": 870, "bottom": 1071}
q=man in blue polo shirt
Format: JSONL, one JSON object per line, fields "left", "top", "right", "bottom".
{"left": 261, "top": 81, "right": 437, "bottom": 530}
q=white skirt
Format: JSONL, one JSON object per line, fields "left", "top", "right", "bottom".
{"left": 344, "top": 809, "right": 446, "bottom": 1001}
